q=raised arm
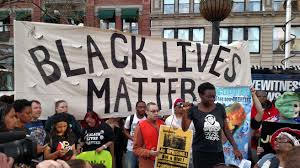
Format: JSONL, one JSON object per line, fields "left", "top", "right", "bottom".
{"left": 182, "top": 103, "right": 192, "bottom": 132}
{"left": 251, "top": 87, "right": 264, "bottom": 122}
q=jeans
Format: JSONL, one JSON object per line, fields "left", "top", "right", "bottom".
{"left": 125, "top": 151, "right": 138, "bottom": 168}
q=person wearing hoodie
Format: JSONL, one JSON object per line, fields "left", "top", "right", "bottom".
{"left": 45, "top": 100, "right": 82, "bottom": 140}
{"left": 165, "top": 98, "right": 195, "bottom": 168}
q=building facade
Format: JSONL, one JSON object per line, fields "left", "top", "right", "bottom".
{"left": 150, "top": 0, "right": 300, "bottom": 67}
{"left": 0, "top": 0, "right": 151, "bottom": 93}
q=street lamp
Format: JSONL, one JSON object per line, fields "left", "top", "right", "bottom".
{"left": 200, "top": 0, "right": 233, "bottom": 44}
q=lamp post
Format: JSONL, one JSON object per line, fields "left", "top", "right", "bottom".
{"left": 200, "top": 0, "right": 233, "bottom": 45}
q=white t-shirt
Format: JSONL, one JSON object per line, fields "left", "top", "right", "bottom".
{"left": 124, "top": 114, "right": 146, "bottom": 151}
{"left": 165, "top": 114, "right": 195, "bottom": 134}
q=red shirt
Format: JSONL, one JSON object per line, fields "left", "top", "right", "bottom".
{"left": 251, "top": 100, "right": 279, "bottom": 121}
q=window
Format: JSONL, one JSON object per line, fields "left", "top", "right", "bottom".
{"left": 179, "top": 0, "right": 190, "bottom": 13}
{"left": 178, "top": 29, "right": 189, "bottom": 40}
{"left": 273, "top": 26, "right": 300, "bottom": 52}
{"left": 123, "top": 20, "right": 138, "bottom": 34}
{"left": 164, "top": 0, "right": 175, "bottom": 14}
{"left": 192, "top": 28, "right": 204, "bottom": 42}
{"left": 247, "top": 0, "right": 261, "bottom": 11}
{"left": 194, "top": 0, "right": 201, "bottom": 13}
{"left": 163, "top": 29, "right": 175, "bottom": 39}
{"left": 163, "top": 28, "right": 204, "bottom": 42}
{"left": 100, "top": 20, "right": 115, "bottom": 30}
{"left": 273, "top": 0, "right": 282, "bottom": 11}
{"left": 232, "top": 28, "right": 244, "bottom": 42}
{"left": 219, "top": 28, "right": 229, "bottom": 46}
{"left": 248, "top": 27, "right": 260, "bottom": 53}
{"left": 15, "top": 10, "right": 31, "bottom": 21}
{"left": 0, "top": 11, "right": 10, "bottom": 32}
{"left": 98, "top": 9, "right": 115, "bottom": 30}
{"left": 232, "top": 0, "right": 245, "bottom": 12}
{"left": 219, "top": 27, "right": 260, "bottom": 53}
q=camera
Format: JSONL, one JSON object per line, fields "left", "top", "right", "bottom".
{"left": 0, "top": 130, "right": 37, "bottom": 164}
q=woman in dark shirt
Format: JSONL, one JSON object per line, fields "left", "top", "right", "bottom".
{"left": 182, "top": 82, "right": 243, "bottom": 168}
{"left": 79, "top": 111, "right": 114, "bottom": 153}
{"left": 44, "top": 113, "right": 76, "bottom": 161}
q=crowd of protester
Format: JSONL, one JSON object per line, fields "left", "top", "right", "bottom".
{"left": 0, "top": 82, "right": 299, "bottom": 168}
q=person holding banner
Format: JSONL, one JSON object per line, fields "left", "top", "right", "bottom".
{"left": 182, "top": 82, "right": 242, "bottom": 168}
{"left": 133, "top": 102, "right": 164, "bottom": 168}
{"left": 165, "top": 98, "right": 195, "bottom": 168}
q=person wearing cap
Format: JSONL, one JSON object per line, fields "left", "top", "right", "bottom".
{"left": 133, "top": 102, "right": 164, "bottom": 168}
{"left": 254, "top": 127, "right": 300, "bottom": 168}
{"left": 182, "top": 82, "right": 242, "bottom": 168}
{"left": 165, "top": 98, "right": 195, "bottom": 168}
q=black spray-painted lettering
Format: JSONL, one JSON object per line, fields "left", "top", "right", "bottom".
{"left": 224, "top": 53, "right": 241, "bottom": 82}
{"left": 177, "top": 42, "right": 192, "bottom": 72}
{"left": 132, "top": 78, "right": 148, "bottom": 101}
{"left": 87, "top": 35, "right": 108, "bottom": 73}
{"left": 168, "top": 78, "right": 178, "bottom": 109}
{"left": 56, "top": 40, "right": 86, "bottom": 77}
{"left": 131, "top": 36, "right": 147, "bottom": 70}
{"left": 163, "top": 42, "right": 176, "bottom": 72}
{"left": 28, "top": 46, "right": 61, "bottom": 85}
{"left": 111, "top": 33, "right": 128, "bottom": 68}
{"left": 152, "top": 78, "right": 166, "bottom": 109}
{"left": 209, "top": 46, "right": 230, "bottom": 77}
{"left": 198, "top": 43, "right": 212, "bottom": 72}
{"left": 87, "top": 78, "right": 110, "bottom": 113}
{"left": 181, "top": 78, "right": 196, "bottom": 101}
{"left": 114, "top": 77, "right": 132, "bottom": 112}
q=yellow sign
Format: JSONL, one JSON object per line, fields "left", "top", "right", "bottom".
{"left": 155, "top": 125, "right": 193, "bottom": 168}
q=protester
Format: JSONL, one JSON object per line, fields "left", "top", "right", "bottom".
{"left": 250, "top": 89, "right": 279, "bottom": 130}
{"left": 24, "top": 100, "right": 46, "bottom": 146}
{"left": 45, "top": 100, "right": 82, "bottom": 140}
{"left": 182, "top": 82, "right": 242, "bottom": 168}
{"left": 13, "top": 99, "right": 32, "bottom": 131}
{"left": 165, "top": 98, "right": 194, "bottom": 168}
{"left": 285, "top": 146, "right": 300, "bottom": 168}
{"left": 254, "top": 127, "right": 300, "bottom": 168}
{"left": 133, "top": 102, "right": 164, "bottom": 168}
{"left": 44, "top": 113, "right": 76, "bottom": 161}
{"left": 0, "top": 102, "right": 17, "bottom": 131}
{"left": 124, "top": 100, "right": 147, "bottom": 168}
{"left": 79, "top": 111, "right": 113, "bottom": 154}
{"left": 250, "top": 88, "right": 280, "bottom": 162}
{"left": 106, "top": 117, "right": 125, "bottom": 168}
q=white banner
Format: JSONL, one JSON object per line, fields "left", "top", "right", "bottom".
{"left": 14, "top": 21, "right": 251, "bottom": 119}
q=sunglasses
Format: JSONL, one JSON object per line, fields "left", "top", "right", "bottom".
{"left": 175, "top": 102, "right": 184, "bottom": 108}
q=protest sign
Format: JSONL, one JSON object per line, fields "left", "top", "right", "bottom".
{"left": 216, "top": 87, "right": 252, "bottom": 165}
{"left": 259, "top": 121, "right": 300, "bottom": 157}
{"left": 14, "top": 21, "right": 251, "bottom": 119}
{"left": 76, "top": 150, "right": 112, "bottom": 168}
{"left": 155, "top": 125, "right": 192, "bottom": 168}
{"left": 252, "top": 71, "right": 300, "bottom": 101}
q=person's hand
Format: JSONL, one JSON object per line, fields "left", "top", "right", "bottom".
{"left": 37, "top": 144, "right": 48, "bottom": 153}
{"left": 233, "top": 149, "right": 243, "bottom": 160}
{"left": 0, "top": 153, "right": 14, "bottom": 168}
{"left": 96, "top": 146, "right": 104, "bottom": 153}
{"left": 257, "top": 146, "right": 264, "bottom": 156}
{"left": 182, "top": 102, "right": 191, "bottom": 113}
{"left": 149, "top": 147, "right": 159, "bottom": 157}
{"left": 36, "top": 159, "right": 70, "bottom": 168}
{"left": 250, "top": 86, "right": 256, "bottom": 95}
{"left": 57, "top": 149, "right": 69, "bottom": 157}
